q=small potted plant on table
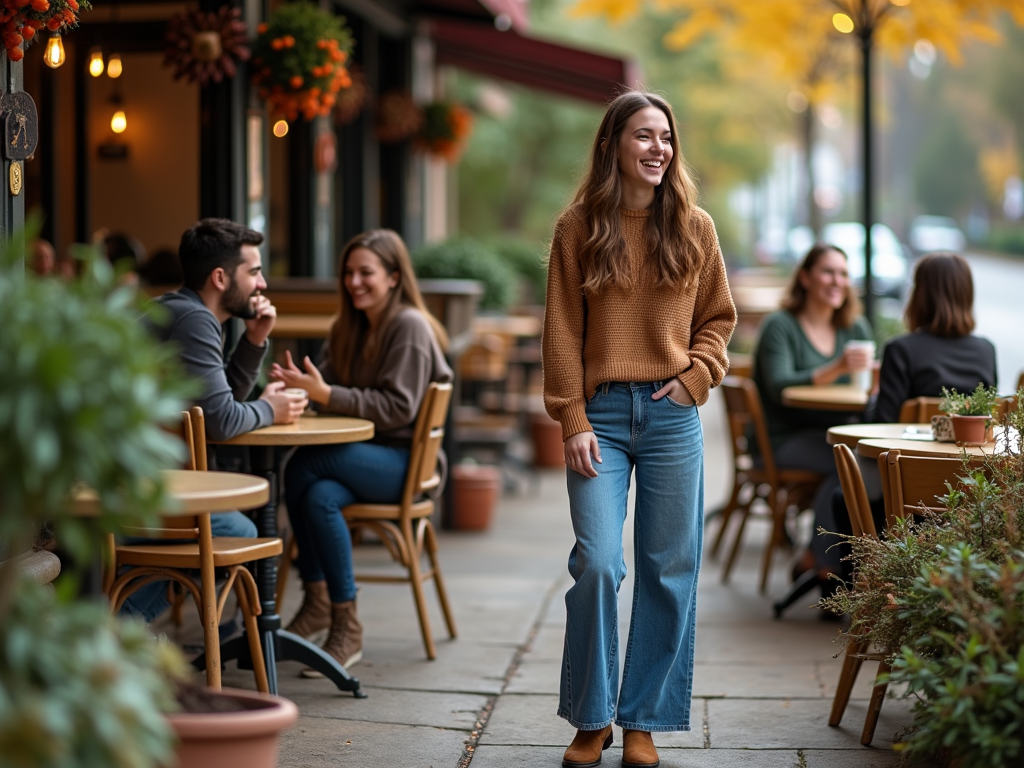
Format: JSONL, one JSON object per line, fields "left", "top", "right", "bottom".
{"left": 939, "top": 383, "right": 1000, "bottom": 446}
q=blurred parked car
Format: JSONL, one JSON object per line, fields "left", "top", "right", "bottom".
{"left": 908, "top": 215, "right": 966, "bottom": 255}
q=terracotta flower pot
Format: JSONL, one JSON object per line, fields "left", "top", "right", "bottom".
{"left": 951, "top": 415, "right": 992, "bottom": 447}
{"left": 167, "top": 687, "right": 299, "bottom": 768}
{"left": 450, "top": 464, "right": 500, "bottom": 530}
{"left": 530, "top": 412, "right": 565, "bottom": 468}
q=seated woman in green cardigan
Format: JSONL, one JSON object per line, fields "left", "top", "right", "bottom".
{"left": 751, "top": 243, "right": 873, "bottom": 595}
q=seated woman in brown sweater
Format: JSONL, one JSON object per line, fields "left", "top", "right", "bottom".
{"left": 270, "top": 229, "right": 452, "bottom": 673}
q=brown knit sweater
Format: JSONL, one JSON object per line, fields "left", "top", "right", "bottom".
{"left": 542, "top": 205, "right": 737, "bottom": 440}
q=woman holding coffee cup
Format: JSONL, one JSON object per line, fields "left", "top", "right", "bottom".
{"left": 751, "top": 243, "right": 873, "bottom": 595}
{"left": 269, "top": 229, "right": 452, "bottom": 672}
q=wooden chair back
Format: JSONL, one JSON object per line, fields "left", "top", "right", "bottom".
{"left": 720, "top": 376, "right": 777, "bottom": 482}
{"left": 401, "top": 382, "right": 453, "bottom": 508}
{"left": 832, "top": 443, "right": 877, "bottom": 538}
{"left": 883, "top": 448, "right": 986, "bottom": 528}
{"left": 896, "top": 397, "right": 943, "bottom": 423}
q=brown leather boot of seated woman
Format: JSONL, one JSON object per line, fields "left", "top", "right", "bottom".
{"left": 622, "top": 730, "right": 659, "bottom": 768}
{"left": 284, "top": 580, "right": 330, "bottom": 640}
{"left": 562, "top": 725, "right": 613, "bottom": 768}
{"left": 301, "top": 600, "right": 363, "bottom": 678}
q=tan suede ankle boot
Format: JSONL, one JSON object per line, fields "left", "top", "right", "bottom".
{"left": 622, "top": 730, "right": 659, "bottom": 768}
{"left": 284, "top": 580, "right": 330, "bottom": 640}
{"left": 300, "top": 600, "right": 362, "bottom": 678}
{"left": 561, "top": 725, "right": 612, "bottom": 768}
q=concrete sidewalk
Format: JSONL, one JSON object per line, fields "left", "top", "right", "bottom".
{"left": 214, "top": 389, "right": 913, "bottom": 768}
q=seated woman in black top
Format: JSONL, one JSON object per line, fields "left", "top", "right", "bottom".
{"left": 835, "top": 252, "right": 997, "bottom": 553}
{"left": 867, "top": 251, "right": 997, "bottom": 423}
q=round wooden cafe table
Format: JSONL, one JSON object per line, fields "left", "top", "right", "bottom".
{"left": 781, "top": 384, "right": 868, "bottom": 412}
{"left": 72, "top": 469, "right": 269, "bottom": 516}
{"left": 206, "top": 415, "right": 374, "bottom": 697}
{"left": 826, "top": 423, "right": 931, "bottom": 449}
{"left": 856, "top": 426, "right": 1018, "bottom": 460}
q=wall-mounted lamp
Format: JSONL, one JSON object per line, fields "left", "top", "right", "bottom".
{"left": 110, "top": 89, "right": 127, "bottom": 134}
{"left": 107, "top": 53, "right": 123, "bottom": 78}
{"left": 43, "top": 33, "right": 65, "bottom": 69}
{"left": 272, "top": 120, "right": 289, "bottom": 138}
{"left": 88, "top": 47, "right": 104, "bottom": 77}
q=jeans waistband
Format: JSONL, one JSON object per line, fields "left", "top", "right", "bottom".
{"left": 601, "top": 381, "right": 665, "bottom": 394}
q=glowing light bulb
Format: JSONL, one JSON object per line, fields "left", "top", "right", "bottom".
{"left": 272, "top": 120, "right": 289, "bottom": 137}
{"left": 107, "top": 53, "right": 122, "bottom": 78}
{"left": 43, "top": 33, "right": 65, "bottom": 68}
{"left": 832, "top": 13, "right": 854, "bottom": 33}
{"left": 111, "top": 109, "right": 127, "bottom": 134}
{"left": 88, "top": 49, "right": 104, "bottom": 77}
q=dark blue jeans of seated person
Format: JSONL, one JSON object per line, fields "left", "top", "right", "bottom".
{"left": 118, "top": 511, "right": 258, "bottom": 622}
{"left": 284, "top": 441, "right": 410, "bottom": 604}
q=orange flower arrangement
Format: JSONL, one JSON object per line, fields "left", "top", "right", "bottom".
{"left": 250, "top": 2, "right": 353, "bottom": 122}
{"left": 416, "top": 101, "right": 473, "bottom": 163}
{"left": 1, "top": 0, "right": 90, "bottom": 62}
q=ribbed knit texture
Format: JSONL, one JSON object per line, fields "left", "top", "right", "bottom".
{"left": 543, "top": 205, "right": 737, "bottom": 440}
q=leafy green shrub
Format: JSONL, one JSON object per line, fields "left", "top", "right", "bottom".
{"left": 0, "top": 221, "right": 196, "bottom": 767}
{"left": 489, "top": 238, "right": 547, "bottom": 304}
{"left": 411, "top": 237, "right": 517, "bottom": 311}
{"left": 981, "top": 224, "right": 1024, "bottom": 257}
{"left": 822, "top": 391, "right": 1024, "bottom": 766}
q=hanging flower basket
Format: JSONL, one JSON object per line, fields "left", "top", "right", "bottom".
{"left": 333, "top": 63, "right": 367, "bottom": 127}
{"left": 375, "top": 89, "right": 422, "bottom": 144}
{"left": 251, "top": 1, "right": 353, "bottom": 122}
{"left": 415, "top": 101, "right": 473, "bottom": 162}
{"left": 2, "top": 0, "right": 91, "bottom": 62}
{"left": 164, "top": 6, "right": 250, "bottom": 86}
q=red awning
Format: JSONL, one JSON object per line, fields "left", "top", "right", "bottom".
{"left": 430, "top": 19, "right": 640, "bottom": 105}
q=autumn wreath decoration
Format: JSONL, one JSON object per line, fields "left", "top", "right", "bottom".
{"left": 416, "top": 101, "right": 473, "bottom": 162}
{"left": 251, "top": 2, "right": 353, "bottom": 122}
{"left": 2, "top": 0, "right": 90, "bottom": 62}
{"left": 164, "top": 5, "right": 250, "bottom": 86}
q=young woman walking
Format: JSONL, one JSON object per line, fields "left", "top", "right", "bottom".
{"left": 543, "top": 90, "right": 736, "bottom": 768}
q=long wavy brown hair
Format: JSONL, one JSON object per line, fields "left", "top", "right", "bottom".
{"left": 571, "top": 90, "right": 705, "bottom": 293}
{"left": 328, "top": 229, "right": 449, "bottom": 384}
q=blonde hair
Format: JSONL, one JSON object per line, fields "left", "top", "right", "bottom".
{"left": 328, "top": 229, "right": 449, "bottom": 383}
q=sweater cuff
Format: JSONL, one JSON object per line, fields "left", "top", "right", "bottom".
{"left": 557, "top": 403, "right": 593, "bottom": 441}
{"left": 679, "top": 366, "right": 713, "bottom": 406}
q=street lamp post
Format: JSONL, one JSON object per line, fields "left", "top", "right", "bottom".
{"left": 859, "top": 21, "right": 875, "bottom": 322}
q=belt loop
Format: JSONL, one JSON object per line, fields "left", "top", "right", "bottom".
{"left": 602, "top": 382, "right": 609, "bottom": 395}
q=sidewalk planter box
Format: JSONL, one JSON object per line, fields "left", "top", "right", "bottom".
{"left": 450, "top": 464, "right": 500, "bottom": 530}
{"left": 530, "top": 412, "right": 565, "bottom": 468}
{"left": 168, "top": 688, "right": 299, "bottom": 768}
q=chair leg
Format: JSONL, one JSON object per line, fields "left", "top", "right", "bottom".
{"left": 861, "top": 661, "right": 891, "bottom": 746}
{"left": 235, "top": 575, "right": 269, "bottom": 694}
{"left": 709, "top": 480, "right": 744, "bottom": 558}
{"left": 404, "top": 523, "right": 437, "bottom": 660}
{"left": 424, "top": 521, "right": 457, "bottom": 639}
{"left": 760, "top": 498, "right": 787, "bottom": 593}
{"left": 721, "top": 495, "right": 756, "bottom": 584}
{"left": 829, "top": 640, "right": 867, "bottom": 726}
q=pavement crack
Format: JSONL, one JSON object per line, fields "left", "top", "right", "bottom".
{"left": 702, "top": 699, "right": 711, "bottom": 748}
{"left": 456, "top": 576, "right": 564, "bottom": 768}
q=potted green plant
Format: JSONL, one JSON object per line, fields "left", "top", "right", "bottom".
{"left": 939, "top": 383, "right": 999, "bottom": 446}
{"left": 822, "top": 393, "right": 1024, "bottom": 767}
{"left": 0, "top": 226, "right": 297, "bottom": 768}
{"left": 411, "top": 237, "right": 517, "bottom": 312}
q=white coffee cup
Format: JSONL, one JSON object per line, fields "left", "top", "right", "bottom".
{"left": 284, "top": 387, "right": 308, "bottom": 399}
{"left": 844, "top": 340, "right": 876, "bottom": 392}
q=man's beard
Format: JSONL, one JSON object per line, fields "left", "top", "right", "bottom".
{"left": 222, "top": 277, "right": 257, "bottom": 320}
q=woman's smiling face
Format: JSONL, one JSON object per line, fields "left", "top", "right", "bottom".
{"left": 616, "top": 105, "right": 673, "bottom": 200}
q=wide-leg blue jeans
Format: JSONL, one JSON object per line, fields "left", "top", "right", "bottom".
{"left": 284, "top": 441, "right": 409, "bottom": 604}
{"left": 559, "top": 381, "right": 704, "bottom": 732}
